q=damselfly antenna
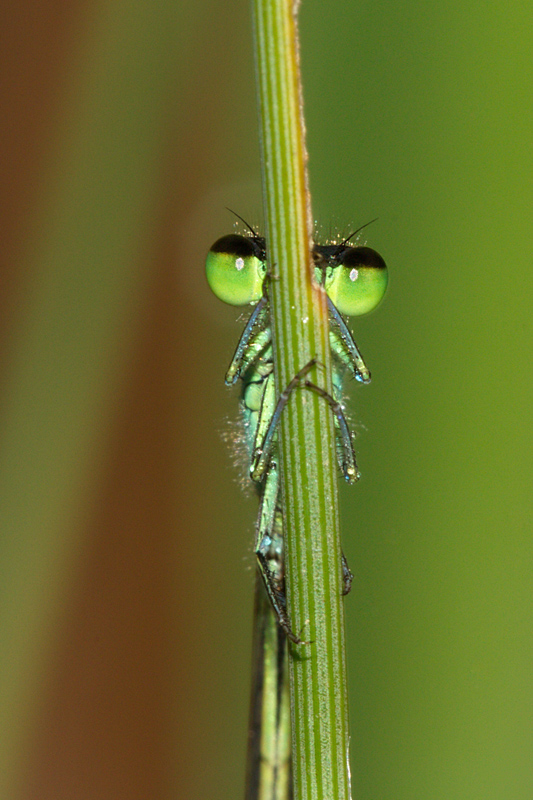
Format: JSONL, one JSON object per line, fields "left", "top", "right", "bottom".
{"left": 226, "top": 208, "right": 261, "bottom": 239}
{"left": 338, "top": 218, "right": 378, "bottom": 249}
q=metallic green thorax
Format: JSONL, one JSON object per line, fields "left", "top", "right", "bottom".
{"left": 206, "top": 226, "right": 387, "bottom": 800}
{"left": 208, "top": 227, "right": 388, "bottom": 637}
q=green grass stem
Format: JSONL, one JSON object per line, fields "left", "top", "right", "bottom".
{"left": 251, "top": 1, "right": 351, "bottom": 797}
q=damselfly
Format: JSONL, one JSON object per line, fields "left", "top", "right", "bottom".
{"left": 206, "top": 218, "right": 387, "bottom": 800}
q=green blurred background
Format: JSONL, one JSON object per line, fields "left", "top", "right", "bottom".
{"left": 1, "top": 1, "right": 532, "bottom": 798}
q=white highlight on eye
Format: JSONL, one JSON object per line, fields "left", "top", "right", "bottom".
{"left": 235, "top": 257, "right": 245, "bottom": 271}
{"left": 349, "top": 267, "right": 359, "bottom": 282}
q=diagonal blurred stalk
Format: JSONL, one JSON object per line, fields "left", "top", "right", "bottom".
{"left": 0, "top": 2, "right": 209, "bottom": 795}
{"left": 251, "top": 1, "right": 351, "bottom": 798}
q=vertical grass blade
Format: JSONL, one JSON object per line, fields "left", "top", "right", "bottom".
{"left": 251, "top": 1, "right": 351, "bottom": 798}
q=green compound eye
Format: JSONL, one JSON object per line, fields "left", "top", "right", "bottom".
{"left": 326, "top": 246, "right": 388, "bottom": 316}
{"left": 206, "top": 234, "right": 266, "bottom": 306}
